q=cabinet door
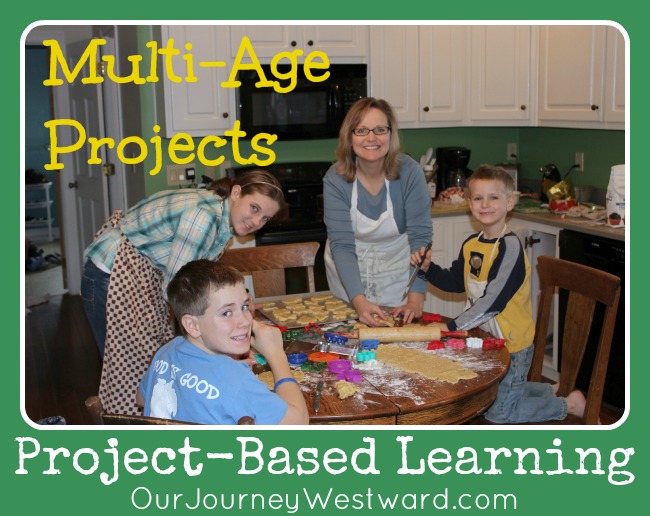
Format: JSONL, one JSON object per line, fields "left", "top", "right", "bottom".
{"left": 469, "top": 26, "right": 532, "bottom": 124}
{"left": 161, "top": 26, "right": 233, "bottom": 136}
{"left": 369, "top": 26, "right": 419, "bottom": 125}
{"left": 604, "top": 26, "right": 625, "bottom": 124}
{"left": 230, "top": 26, "right": 297, "bottom": 59}
{"left": 538, "top": 25, "right": 606, "bottom": 124}
{"left": 419, "top": 26, "right": 466, "bottom": 124}
{"left": 231, "top": 25, "right": 367, "bottom": 60}
{"left": 303, "top": 25, "right": 367, "bottom": 58}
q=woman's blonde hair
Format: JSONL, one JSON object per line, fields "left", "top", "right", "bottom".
{"left": 334, "top": 97, "right": 403, "bottom": 182}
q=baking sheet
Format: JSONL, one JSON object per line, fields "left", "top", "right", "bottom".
{"left": 256, "top": 291, "right": 358, "bottom": 328}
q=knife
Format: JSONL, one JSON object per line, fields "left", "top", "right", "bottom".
{"left": 402, "top": 242, "right": 432, "bottom": 301}
{"left": 313, "top": 380, "right": 324, "bottom": 413}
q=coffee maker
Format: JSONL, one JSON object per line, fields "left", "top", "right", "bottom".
{"left": 436, "top": 146, "right": 472, "bottom": 193}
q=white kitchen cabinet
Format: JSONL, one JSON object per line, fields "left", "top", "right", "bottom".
{"left": 369, "top": 25, "right": 465, "bottom": 128}
{"left": 159, "top": 26, "right": 235, "bottom": 137}
{"left": 419, "top": 26, "right": 466, "bottom": 125}
{"left": 369, "top": 26, "right": 419, "bottom": 124}
{"left": 604, "top": 25, "right": 626, "bottom": 124}
{"left": 537, "top": 25, "right": 607, "bottom": 126}
{"left": 469, "top": 26, "right": 533, "bottom": 125}
{"left": 230, "top": 25, "right": 367, "bottom": 62}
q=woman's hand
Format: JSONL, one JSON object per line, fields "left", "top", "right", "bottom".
{"left": 390, "top": 292, "right": 425, "bottom": 324}
{"left": 351, "top": 295, "right": 388, "bottom": 327}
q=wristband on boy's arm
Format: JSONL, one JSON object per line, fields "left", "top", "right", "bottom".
{"left": 274, "top": 377, "right": 298, "bottom": 391}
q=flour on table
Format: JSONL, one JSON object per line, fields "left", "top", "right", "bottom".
{"left": 376, "top": 344, "right": 477, "bottom": 383}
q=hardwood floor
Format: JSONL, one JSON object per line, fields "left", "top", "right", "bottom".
{"left": 25, "top": 294, "right": 102, "bottom": 425}
{"left": 24, "top": 293, "right": 624, "bottom": 426}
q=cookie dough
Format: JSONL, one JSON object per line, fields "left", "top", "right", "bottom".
{"left": 334, "top": 380, "right": 360, "bottom": 399}
{"left": 256, "top": 370, "right": 305, "bottom": 390}
{"left": 376, "top": 344, "right": 477, "bottom": 383}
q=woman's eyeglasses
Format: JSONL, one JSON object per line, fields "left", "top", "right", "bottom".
{"left": 351, "top": 126, "right": 391, "bottom": 136}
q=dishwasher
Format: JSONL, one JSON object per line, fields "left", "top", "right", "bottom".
{"left": 558, "top": 230, "right": 626, "bottom": 410}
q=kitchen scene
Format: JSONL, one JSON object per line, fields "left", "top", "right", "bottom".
{"left": 24, "top": 24, "right": 626, "bottom": 426}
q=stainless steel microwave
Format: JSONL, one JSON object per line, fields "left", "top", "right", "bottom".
{"left": 237, "top": 64, "right": 367, "bottom": 140}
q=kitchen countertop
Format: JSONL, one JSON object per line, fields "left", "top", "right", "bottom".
{"left": 431, "top": 204, "right": 626, "bottom": 242}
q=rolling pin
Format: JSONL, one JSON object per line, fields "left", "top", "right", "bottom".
{"left": 358, "top": 326, "right": 441, "bottom": 343}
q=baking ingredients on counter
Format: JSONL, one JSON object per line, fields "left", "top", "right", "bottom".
{"left": 606, "top": 164, "right": 626, "bottom": 228}
{"left": 436, "top": 186, "right": 467, "bottom": 205}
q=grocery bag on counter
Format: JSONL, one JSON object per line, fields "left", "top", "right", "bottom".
{"left": 606, "top": 164, "right": 626, "bottom": 228}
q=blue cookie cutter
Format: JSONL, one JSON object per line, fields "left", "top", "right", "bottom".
{"left": 324, "top": 332, "right": 349, "bottom": 344}
{"left": 254, "top": 353, "right": 267, "bottom": 365}
{"left": 360, "top": 339, "right": 379, "bottom": 350}
{"left": 287, "top": 352, "right": 308, "bottom": 365}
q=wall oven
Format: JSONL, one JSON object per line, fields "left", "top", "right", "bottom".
{"left": 237, "top": 64, "right": 367, "bottom": 140}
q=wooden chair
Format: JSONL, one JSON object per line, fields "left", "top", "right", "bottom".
{"left": 219, "top": 241, "right": 320, "bottom": 297}
{"left": 466, "top": 255, "right": 621, "bottom": 425}
{"left": 528, "top": 255, "right": 621, "bottom": 424}
{"left": 84, "top": 396, "right": 255, "bottom": 425}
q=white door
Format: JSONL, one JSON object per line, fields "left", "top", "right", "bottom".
{"left": 67, "top": 38, "right": 110, "bottom": 265}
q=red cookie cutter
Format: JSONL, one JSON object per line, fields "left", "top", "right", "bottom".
{"left": 445, "top": 338, "right": 466, "bottom": 349}
{"left": 422, "top": 313, "right": 443, "bottom": 322}
{"left": 482, "top": 338, "right": 506, "bottom": 350}
{"left": 427, "top": 340, "right": 445, "bottom": 350}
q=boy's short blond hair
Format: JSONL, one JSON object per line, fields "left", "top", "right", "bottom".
{"left": 468, "top": 165, "right": 515, "bottom": 196}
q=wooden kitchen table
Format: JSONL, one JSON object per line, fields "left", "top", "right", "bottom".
{"left": 254, "top": 293, "right": 510, "bottom": 425}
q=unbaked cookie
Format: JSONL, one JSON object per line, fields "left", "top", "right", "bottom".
{"left": 334, "top": 380, "right": 360, "bottom": 399}
{"left": 256, "top": 370, "right": 305, "bottom": 390}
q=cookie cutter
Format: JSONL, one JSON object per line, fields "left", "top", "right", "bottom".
{"left": 287, "top": 352, "right": 308, "bottom": 365}
{"left": 324, "top": 332, "right": 349, "bottom": 344}
{"left": 357, "top": 351, "right": 376, "bottom": 362}
{"left": 360, "top": 339, "right": 379, "bottom": 350}
{"left": 327, "top": 359, "right": 352, "bottom": 374}
{"left": 335, "top": 370, "right": 363, "bottom": 383}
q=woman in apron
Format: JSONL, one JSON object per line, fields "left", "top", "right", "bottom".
{"left": 323, "top": 98, "right": 433, "bottom": 326}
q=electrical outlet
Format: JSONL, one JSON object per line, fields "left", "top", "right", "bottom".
{"left": 575, "top": 152, "right": 585, "bottom": 171}
{"left": 166, "top": 163, "right": 195, "bottom": 186}
{"left": 507, "top": 143, "right": 517, "bottom": 162}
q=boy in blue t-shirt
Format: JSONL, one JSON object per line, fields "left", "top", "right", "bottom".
{"left": 138, "top": 260, "right": 308, "bottom": 425}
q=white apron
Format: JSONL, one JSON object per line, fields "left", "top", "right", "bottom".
{"left": 464, "top": 226, "right": 507, "bottom": 338}
{"left": 325, "top": 179, "right": 410, "bottom": 307}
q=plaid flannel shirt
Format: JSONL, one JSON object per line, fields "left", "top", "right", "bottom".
{"left": 84, "top": 189, "right": 233, "bottom": 290}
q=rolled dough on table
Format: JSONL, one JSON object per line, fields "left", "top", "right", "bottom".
{"left": 376, "top": 344, "right": 477, "bottom": 383}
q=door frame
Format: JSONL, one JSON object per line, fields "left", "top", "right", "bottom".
{"left": 24, "top": 27, "right": 82, "bottom": 293}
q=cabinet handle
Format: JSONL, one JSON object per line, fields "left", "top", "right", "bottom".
{"left": 291, "top": 40, "right": 297, "bottom": 47}
{"left": 591, "top": 104, "right": 599, "bottom": 111}
{"left": 525, "top": 236, "right": 541, "bottom": 248}
{"left": 520, "top": 105, "right": 527, "bottom": 111}
{"left": 423, "top": 106, "right": 430, "bottom": 112}
{"left": 222, "top": 112, "right": 229, "bottom": 118}
{"left": 307, "top": 40, "right": 313, "bottom": 46}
